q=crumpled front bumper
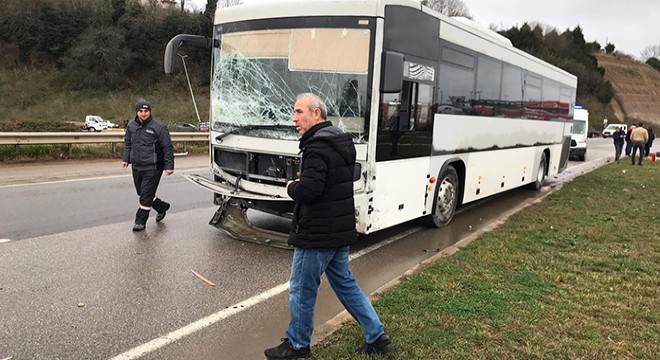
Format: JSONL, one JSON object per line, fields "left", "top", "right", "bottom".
{"left": 184, "top": 174, "right": 292, "bottom": 249}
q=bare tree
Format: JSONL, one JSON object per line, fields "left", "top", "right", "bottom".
{"left": 421, "top": 0, "right": 471, "bottom": 19}
{"left": 641, "top": 45, "right": 660, "bottom": 61}
{"left": 218, "top": 0, "right": 242, "bottom": 8}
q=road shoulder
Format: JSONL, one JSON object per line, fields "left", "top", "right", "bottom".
{"left": 0, "top": 155, "right": 209, "bottom": 186}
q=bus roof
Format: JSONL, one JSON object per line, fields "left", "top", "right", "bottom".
{"left": 215, "top": 0, "right": 576, "bottom": 87}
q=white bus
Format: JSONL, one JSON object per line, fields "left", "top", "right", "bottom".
{"left": 164, "top": 0, "right": 576, "bottom": 248}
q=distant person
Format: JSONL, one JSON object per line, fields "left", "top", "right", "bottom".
{"left": 630, "top": 122, "right": 649, "bottom": 166}
{"left": 644, "top": 126, "right": 655, "bottom": 157}
{"left": 122, "top": 99, "right": 174, "bottom": 231}
{"left": 612, "top": 126, "right": 625, "bottom": 161}
{"left": 264, "top": 93, "right": 392, "bottom": 359}
{"left": 625, "top": 124, "right": 635, "bottom": 156}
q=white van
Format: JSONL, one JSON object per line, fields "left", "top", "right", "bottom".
{"left": 570, "top": 108, "right": 589, "bottom": 161}
{"left": 602, "top": 123, "right": 627, "bottom": 138}
{"left": 84, "top": 115, "right": 108, "bottom": 132}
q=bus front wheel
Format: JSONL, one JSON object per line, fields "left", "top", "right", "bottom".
{"left": 425, "top": 165, "right": 458, "bottom": 228}
{"left": 528, "top": 152, "right": 547, "bottom": 191}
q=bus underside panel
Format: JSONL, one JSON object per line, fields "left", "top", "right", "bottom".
{"left": 210, "top": 197, "right": 292, "bottom": 249}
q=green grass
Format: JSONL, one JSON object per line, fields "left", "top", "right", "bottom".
{"left": 0, "top": 143, "right": 207, "bottom": 162}
{"left": 312, "top": 163, "right": 660, "bottom": 359}
{"left": 0, "top": 67, "right": 210, "bottom": 161}
{"left": 0, "top": 68, "right": 209, "bottom": 130}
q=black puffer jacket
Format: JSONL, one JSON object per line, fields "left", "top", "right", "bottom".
{"left": 287, "top": 121, "right": 357, "bottom": 248}
{"left": 123, "top": 116, "right": 174, "bottom": 171}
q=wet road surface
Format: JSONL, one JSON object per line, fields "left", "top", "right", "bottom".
{"left": 0, "top": 139, "right": 615, "bottom": 359}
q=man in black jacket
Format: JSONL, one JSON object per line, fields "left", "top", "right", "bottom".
{"left": 612, "top": 127, "right": 625, "bottom": 161}
{"left": 122, "top": 99, "right": 174, "bottom": 231}
{"left": 264, "top": 93, "right": 392, "bottom": 359}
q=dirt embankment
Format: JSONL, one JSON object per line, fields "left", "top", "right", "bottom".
{"left": 596, "top": 53, "right": 660, "bottom": 129}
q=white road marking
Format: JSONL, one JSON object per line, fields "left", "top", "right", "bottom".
{"left": 0, "top": 168, "right": 208, "bottom": 188}
{"left": 0, "top": 239, "right": 12, "bottom": 244}
{"left": 108, "top": 226, "right": 422, "bottom": 360}
{"left": 1, "top": 174, "right": 130, "bottom": 188}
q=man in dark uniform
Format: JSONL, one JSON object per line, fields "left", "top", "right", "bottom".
{"left": 122, "top": 99, "right": 174, "bottom": 231}
{"left": 264, "top": 93, "right": 392, "bottom": 359}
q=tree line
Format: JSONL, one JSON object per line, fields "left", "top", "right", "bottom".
{"left": 0, "top": 0, "right": 641, "bottom": 123}
{"left": 0, "top": 0, "right": 218, "bottom": 89}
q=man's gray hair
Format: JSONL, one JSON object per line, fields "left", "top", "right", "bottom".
{"left": 297, "top": 93, "right": 327, "bottom": 120}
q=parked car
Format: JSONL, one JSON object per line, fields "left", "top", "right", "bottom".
{"left": 102, "top": 120, "right": 119, "bottom": 128}
{"left": 171, "top": 122, "right": 200, "bottom": 132}
{"left": 198, "top": 122, "right": 210, "bottom": 132}
{"left": 587, "top": 127, "right": 600, "bottom": 138}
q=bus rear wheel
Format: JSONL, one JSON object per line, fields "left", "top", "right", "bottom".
{"left": 425, "top": 165, "right": 458, "bottom": 228}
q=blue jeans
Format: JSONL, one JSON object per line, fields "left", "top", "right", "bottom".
{"left": 285, "top": 246, "right": 384, "bottom": 349}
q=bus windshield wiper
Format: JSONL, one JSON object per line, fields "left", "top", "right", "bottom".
{"left": 215, "top": 124, "right": 295, "bottom": 141}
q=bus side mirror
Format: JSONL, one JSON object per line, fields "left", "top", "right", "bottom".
{"left": 164, "top": 34, "right": 212, "bottom": 74}
{"left": 380, "top": 51, "right": 404, "bottom": 93}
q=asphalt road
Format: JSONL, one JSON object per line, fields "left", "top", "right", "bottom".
{"left": 0, "top": 138, "right": 616, "bottom": 360}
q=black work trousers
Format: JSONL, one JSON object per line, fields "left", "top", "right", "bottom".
{"left": 132, "top": 168, "right": 169, "bottom": 224}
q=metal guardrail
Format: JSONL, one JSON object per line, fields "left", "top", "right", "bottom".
{"left": 0, "top": 132, "right": 209, "bottom": 145}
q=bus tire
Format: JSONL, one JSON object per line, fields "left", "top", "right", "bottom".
{"left": 425, "top": 165, "right": 458, "bottom": 228}
{"left": 528, "top": 152, "right": 547, "bottom": 191}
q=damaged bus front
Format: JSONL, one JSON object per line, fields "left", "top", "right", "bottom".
{"left": 164, "top": 9, "right": 375, "bottom": 248}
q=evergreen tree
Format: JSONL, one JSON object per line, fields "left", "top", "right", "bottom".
{"left": 647, "top": 57, "right": 660, "bottom": 72}
{"left": 605, "top": 43, "right": 615, "bottom": 54}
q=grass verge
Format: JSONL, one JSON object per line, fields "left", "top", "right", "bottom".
{"left": 312, "top": 162, "right": 659, "bottom": 359}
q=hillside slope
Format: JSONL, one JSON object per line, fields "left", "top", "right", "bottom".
{"left": 596, "top": 53, "right": 660, "bottom": 128}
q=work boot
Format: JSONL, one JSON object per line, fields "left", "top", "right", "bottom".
{"left": 132, "top": 223, "right": 146, "bottom": 231}
{"left": 355, "top": 333, "right": 393, "bottom": 356}
{"left": 154, "top": 199, "right": 170, "bottom": 222}
{"left": 156, "top": 204, "right": 170, "bottom": 222}
{"left": 264, "top": 338, "right": 311, "bottom": 359}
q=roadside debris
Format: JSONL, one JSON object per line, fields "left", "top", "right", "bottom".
{"left": 191, "top": 270, "right": 215, "bottom": 286}
{"left": 77, "top": 303, "right": 85, "bottom": 308}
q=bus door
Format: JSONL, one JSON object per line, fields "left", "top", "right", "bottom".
{"left": 376, "top": 80, "right": 434, "bottom": 161}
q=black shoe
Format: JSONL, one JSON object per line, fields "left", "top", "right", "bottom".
{"left": 156, "top": 203, "right": 171, "bottom": 222}
{"left": 355, "top": 333, "right": 393, "bottom": 356}
{"left": 132, "top": 223, "right": 145, "bottom": 231}
{"left": 264, "top": 338, "right": 310, "bottom": 359}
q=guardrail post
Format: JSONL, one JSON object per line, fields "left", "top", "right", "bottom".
{"left": 67, "top": 143, "right": 72, "bottom": 156}
{"left": 112, "top": 143, "right": 116, "bottom": 153}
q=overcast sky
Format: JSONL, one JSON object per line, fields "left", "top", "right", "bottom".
{"left": 187, "top": 0, "right": 658, "bottom": 58}
{"left": 463, "top": 0, "right": 658, "bottom": 59}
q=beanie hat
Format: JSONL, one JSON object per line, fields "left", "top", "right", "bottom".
{"left": 135, "top": 99, "right": 151, "bottom": 112}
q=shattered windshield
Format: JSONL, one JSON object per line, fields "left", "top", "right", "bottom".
{"left": 212, "top": 26, "right": 371, "bottom": 141}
